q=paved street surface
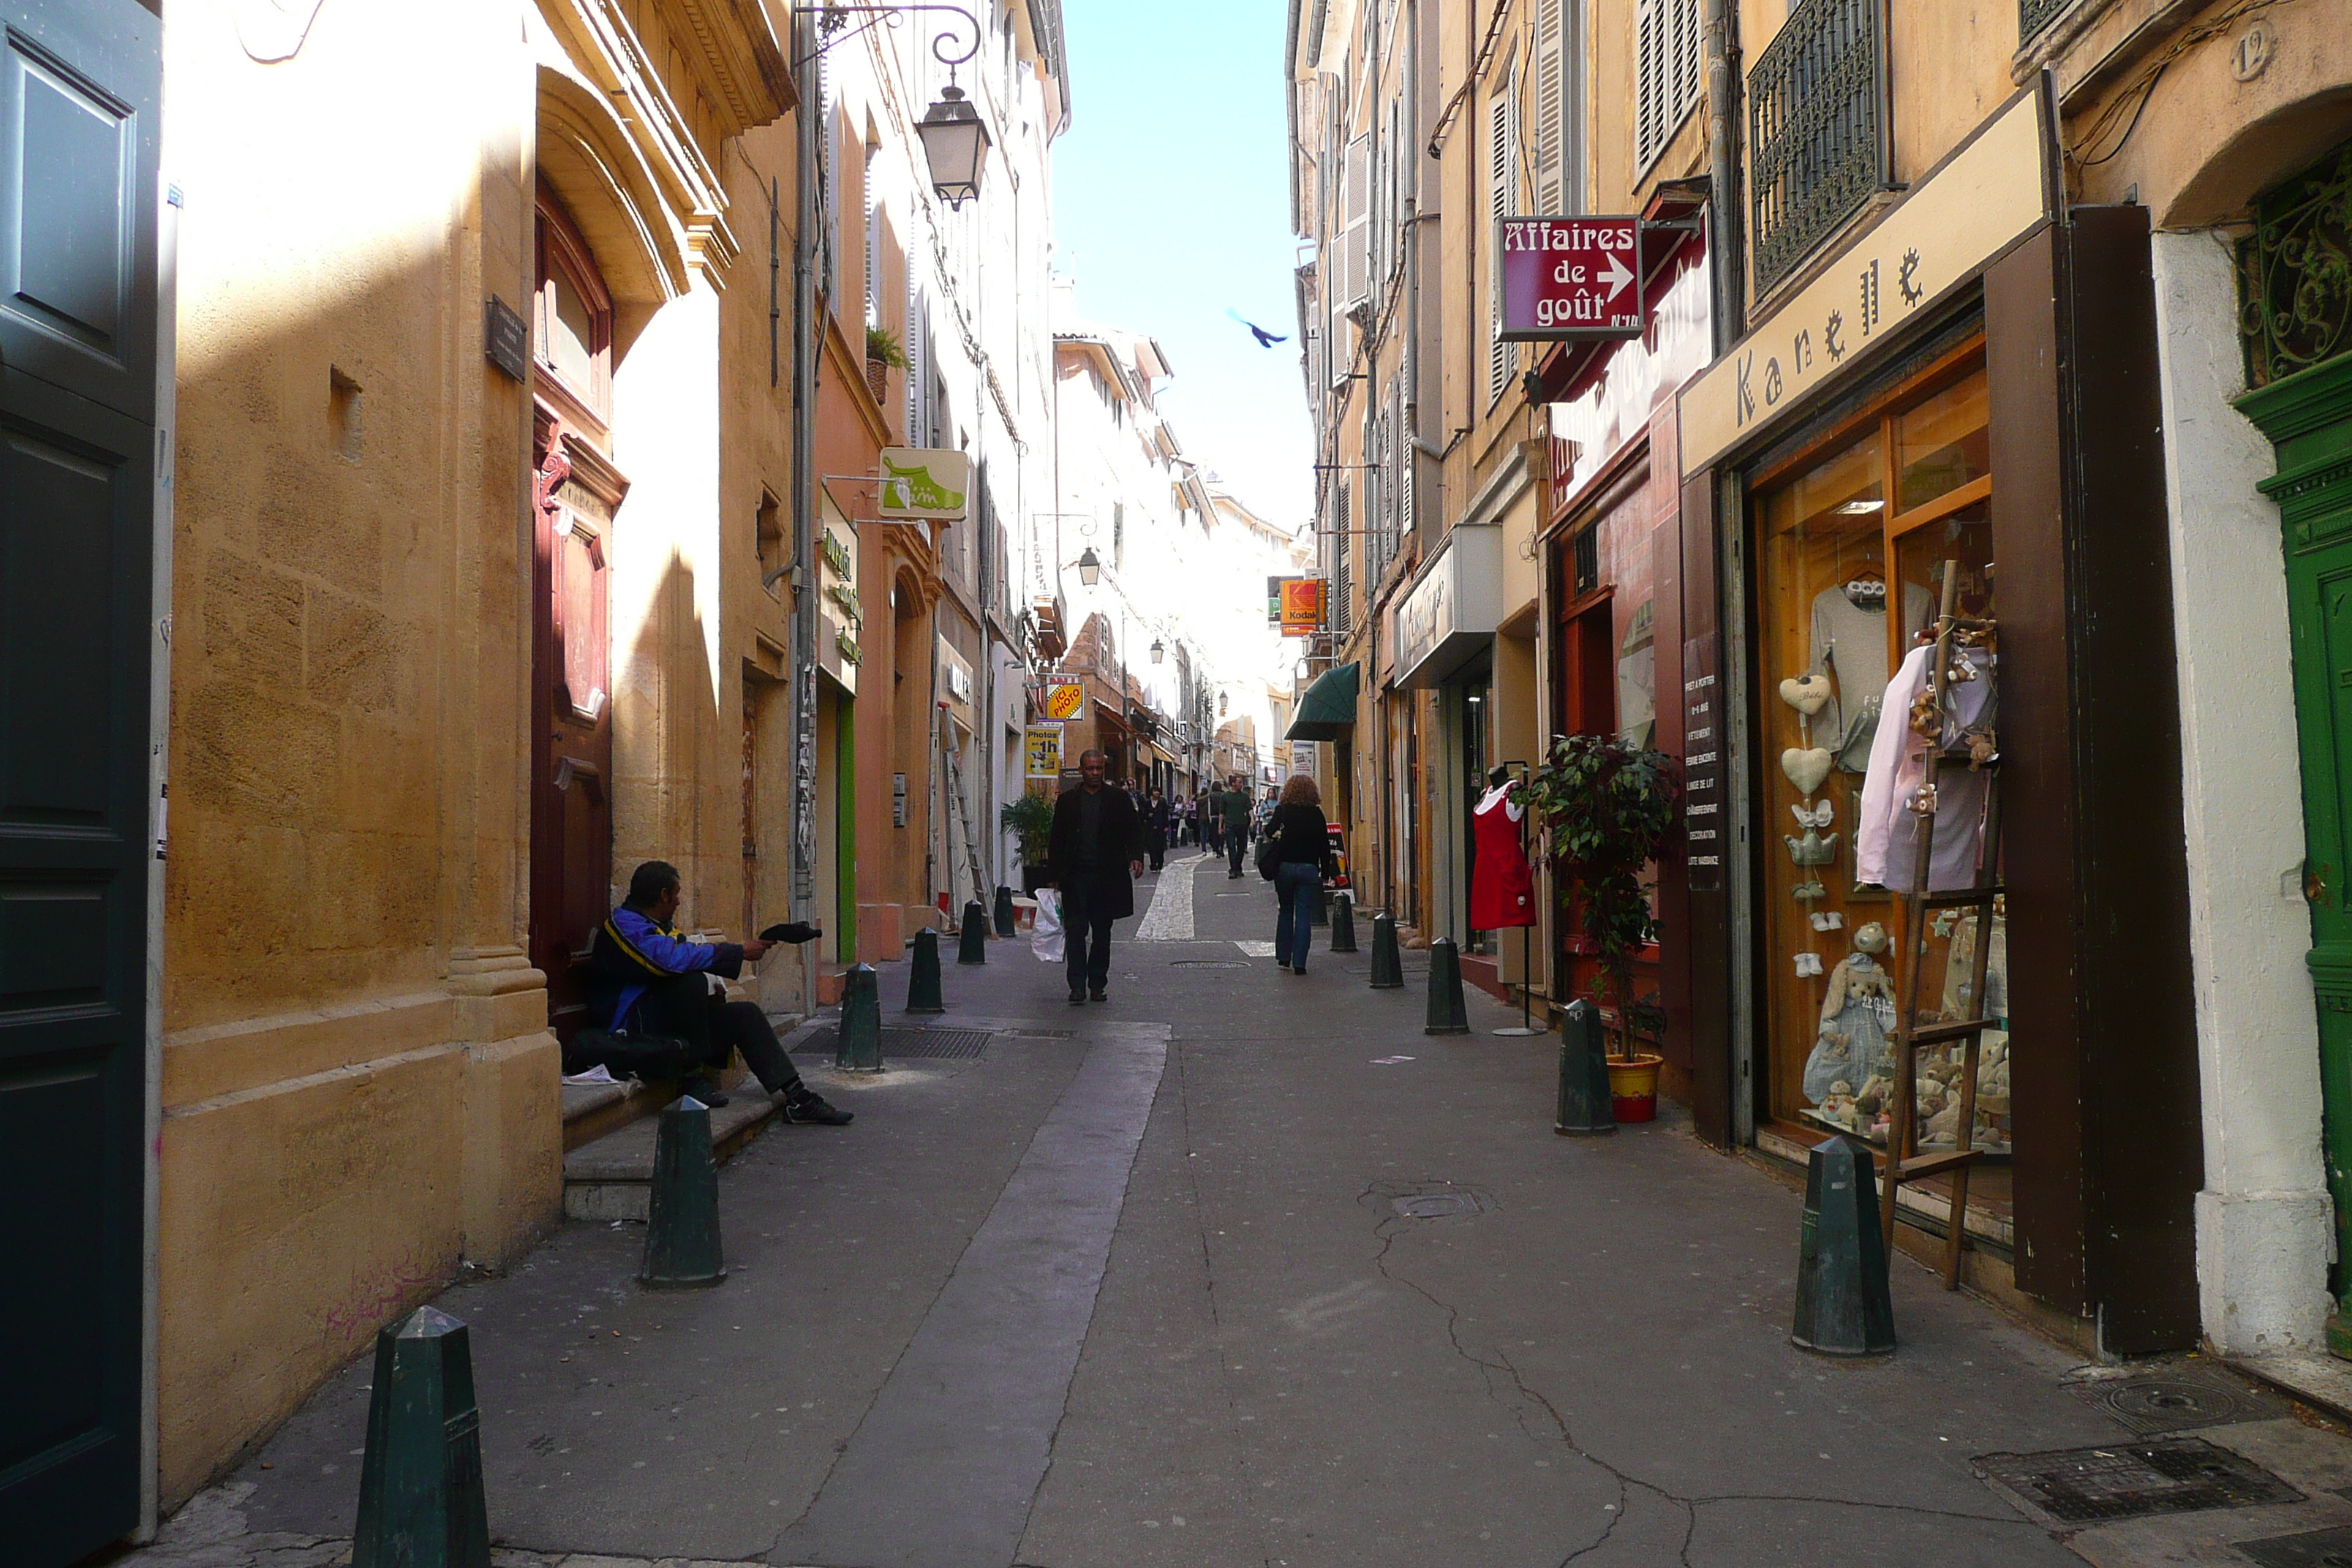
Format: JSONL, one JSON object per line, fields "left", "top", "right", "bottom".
{"left": 117, "top": 849, "right": 2352, "bottom": 1568}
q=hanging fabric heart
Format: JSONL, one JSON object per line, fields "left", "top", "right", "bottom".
{"left": 1778, "top": 674, "right": 1833, "bottom": 716}
{"left": 1781, "top": 747, "right": 1833, "bottom": 794}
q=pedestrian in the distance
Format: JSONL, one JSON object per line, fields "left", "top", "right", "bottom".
{"left": 1221, "top": 775, "right": 1254, "bottom": 878}
{"left": 1205, "top": 786, "right": 1224, "bottom": 856}
{"left": 1146, "top": 788, "right": 1170, "bottom": 872}
{"left": 1267, "top": 774, "right": 1329, "bottom": 976}
{"left": 1047, "top": 749, "right": 1147, "bottom": 1004}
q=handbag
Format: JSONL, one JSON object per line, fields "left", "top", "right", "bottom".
{"left": 1256, "top": 836, "right": 1282, "bottom": 881}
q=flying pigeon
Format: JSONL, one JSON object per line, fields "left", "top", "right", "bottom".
{"left": 1226, "top": 307, "right": 1289, "bottom": 347}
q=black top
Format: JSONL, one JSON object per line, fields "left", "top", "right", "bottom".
{"left": 1270, "top": 802, "right": 1328, "bottom": 865}
{"left": 1047, "top": 781, "right": 1146, "bottom": 896}
{"left": 1073, "top": 786, "right": 1105, "bottom": 869}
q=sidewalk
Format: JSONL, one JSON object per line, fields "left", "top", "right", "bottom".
{"left": 114, "top": 849, "right": 2352, "bottom": 1567}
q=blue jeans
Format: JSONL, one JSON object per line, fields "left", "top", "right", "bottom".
{"left": 1274, "top": 862, "right": 1320, "bottom": 969}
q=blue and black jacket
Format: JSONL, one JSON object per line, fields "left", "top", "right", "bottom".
{"left": 589, "top": 907, "right": 744, "bottom": 1034}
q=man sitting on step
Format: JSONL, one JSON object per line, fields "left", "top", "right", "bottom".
{"left": 588, "top": 860, "right": 852, "bottom": 1126}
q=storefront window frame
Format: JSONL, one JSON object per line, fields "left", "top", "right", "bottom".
{"left": 1741, "top": 329, "right": 1999, "bottom": 1158}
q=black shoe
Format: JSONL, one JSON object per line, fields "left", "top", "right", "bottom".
{"left": 677, "top": 1077, "right": 731, "bottom": 1108}
{"left": 1068, "top": 988, "right": 1088, "bottom": 1005}
{"left": 782, "top": 1086, "right": 853, "bottom": 1125}
{"left": 1089, "top": 988, "right": 1107, "bottom": 1003}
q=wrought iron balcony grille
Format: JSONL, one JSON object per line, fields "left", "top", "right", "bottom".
{"left": 1748, "top": 0, "right": 1891, "bottom": 294}
{"left": 2019, "top": 0, "right": 2070, "bottom": 44}
{"left": 2239, "top": 135, "right": 2352, "bottom": 389}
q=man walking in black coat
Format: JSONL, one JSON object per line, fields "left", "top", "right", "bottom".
{"left": 1048, "top": 748, "right": 1147, "bottom": 1003}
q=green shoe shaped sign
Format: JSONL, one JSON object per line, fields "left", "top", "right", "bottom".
{"left": 879, "top": 447, "right": 970, "bottom": 521}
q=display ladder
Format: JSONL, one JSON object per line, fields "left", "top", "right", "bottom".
{"left": 941, "top": 731, "right": 990, "bottom": 915}
{"left": 1875, "top": 559, "right": 2003, "bottom": 1290}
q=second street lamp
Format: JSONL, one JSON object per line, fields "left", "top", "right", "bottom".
{"left": 1076, "top": 546, "right": 1101, "bottom": 586}
{"left": 1150, "top": 637, "right": 1165, "bottom": 664}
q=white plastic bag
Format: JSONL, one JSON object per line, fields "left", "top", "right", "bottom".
{"left": 1030, "top": 887, "right": 1064, "bottom": 963}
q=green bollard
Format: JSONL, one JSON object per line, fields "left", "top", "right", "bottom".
{"left": 1368, "top": 913, "right": 1403, "bottom": 989}
{"left": 958, "top": 901, "right": 988, "bottom": 964}
{"left": 640, "top": 1096, "right": 727, "bottom": 1289}
{"left": 1425, "top": 937, "right": 1471, "bottom": 1035}
{"left": 352, "top": 1305, "right": 491, "bottom": 1568}
{"left": 1791, "top": 1135, "right": 1896, "bottom": 1357}
{"left": 993, "top": 884, "right": 1017, "bottom": 938}
{"left": 905, "top": 930, "right": 945, "bottom": 1015}
{"left": 1327, "top": 894, "right": 1359, "bottom": 953}
{"left": 837, "top": 962, "right": 882, "bottom": 1071}
{"left": 1553, "top": 999, "right": 1616, "bottom": 1136}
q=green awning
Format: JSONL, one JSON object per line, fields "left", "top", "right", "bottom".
{"left": 1286, "top": 661, "right": 1360, "bottom": 742}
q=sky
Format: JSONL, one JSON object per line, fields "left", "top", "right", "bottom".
{"left": 1049, "top": 0, "right": 1313, "bottom": 531}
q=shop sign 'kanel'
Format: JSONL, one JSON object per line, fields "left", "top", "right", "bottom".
{"left": 1498, "top": 217, "right": 1644, "bottom": 342}
{"left": 878, "top": 448, "right": 970, "bottom": 521}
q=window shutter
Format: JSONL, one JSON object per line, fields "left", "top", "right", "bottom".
{"left": 1672, "top": 0, "right": 1702, "bottom": 139}
{"left": 1341, "top": 133, "right": 1371, "bottom": 311}
{"left": 1635, "top": 0, "right": 1663, "bottom": 168}
{"left": 1534, "top": 0, "right": 1564, "bottom": 214}
{"left": 905, "top": 283, "right": 925, "bottom": 439}
{"left": 1333, "top": 482, "right": 1352, "bottom": 637}
{"left": 1487, "top": 79, "right": 1515, "bottom": 405}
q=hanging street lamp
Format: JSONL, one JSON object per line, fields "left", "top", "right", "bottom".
{"left": 1077, "top": 546, "right": 1101, "bottom": 586}
{"left": 916, "top": 84, "right": 990, "bottom": 208}
{"left": 1150, "top": 637, "right": 1165, "bottom": 664}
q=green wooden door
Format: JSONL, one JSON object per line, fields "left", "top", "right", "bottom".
{"left": 2246, "top": 353, "right": 2352, "bottom": 1349}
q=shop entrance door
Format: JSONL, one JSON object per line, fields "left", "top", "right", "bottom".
{"left": 1459, "top": 667, "right": 1492, "bottom": 950}
{"left": 2253, "top": 354, "right": 2352, "bottom": 1351}
{"left": 528, "top": 423, "right": 615, "bottom": 1041}
{"left": 0, "top": 4, "right": 162, "bottom": 1561}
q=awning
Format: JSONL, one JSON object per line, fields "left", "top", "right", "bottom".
{"left": 1286, "top": 662, "right": 1360, "bottom": 741}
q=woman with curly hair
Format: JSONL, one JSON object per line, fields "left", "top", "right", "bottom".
{"left": 1267, "top": 772, "right": 1329, "bottom": 974}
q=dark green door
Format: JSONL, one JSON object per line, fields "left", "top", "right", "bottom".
{"left": 0, "top": 1, "right": 161, "bottom": 1561}
{"left": 2247, "top": 352, "right": 2352, "bottom": 1352}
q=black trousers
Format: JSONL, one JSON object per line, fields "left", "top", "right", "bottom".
{"left": 1060, "top": 875, "right": 1120, "bottom": 995}
{"left": 636, "top": 976, "right": 802, "bottom": 1096}
{"left": 1227, "top": 831, "right": 1247, "bottom": 877}
{"left": 1147, "top": 829, "right": 1166, "bottom": 870}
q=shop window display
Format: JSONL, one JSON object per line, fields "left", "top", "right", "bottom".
{"left": 1754, "top": 361, "right": 2007, "bottom": 1156}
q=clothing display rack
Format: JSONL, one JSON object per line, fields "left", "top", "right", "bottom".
{"left": 1876, "top": 559, "right": 2002, "bottom": 1289}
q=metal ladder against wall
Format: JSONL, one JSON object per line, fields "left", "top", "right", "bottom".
{"left": 1877, "top": 560, "right": 2004, "bottom": 1290}
{"left": 941, "top": 733, "right": 989, "bottom": 915}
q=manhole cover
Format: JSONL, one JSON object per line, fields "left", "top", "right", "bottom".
{"left": 2078, "top": 1365, "right": 2285, "bottom": 1435}
{"left": 1172, "top": 960, "right": 1249, "bottom": 968}
{"left": 792, "top": 1026, "right": 991, "bottom": 1061}
{"left": 2237, "top": 1525, "right": 2352, "bottom": 1568}
{"left": 998, "top": 1028, "right": 1077, "bottom": 1039}
{"left": 1975, "top": 1438, "right": 2301, "bottom": 1527}
{"left": 1392, "top": 1192, "right": 1485, "bottom": 1219}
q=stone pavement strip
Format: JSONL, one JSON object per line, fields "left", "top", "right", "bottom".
{"left": 102, "top": 848, "right": 2352, "bottom": 1568}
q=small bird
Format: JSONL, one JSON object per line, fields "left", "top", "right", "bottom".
{"left": 1226, "top": 307, "right": 1289, "bottom": 347}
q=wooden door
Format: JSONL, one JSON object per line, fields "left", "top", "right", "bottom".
{"left": 529, "top": 421, "right": 614, "bottom": 1039}
{"left": 0, "top": 3, "right": 159, "bottom": 1561}
{"left": 2272, "top": 374, "right": 2352, "bottom": 1342}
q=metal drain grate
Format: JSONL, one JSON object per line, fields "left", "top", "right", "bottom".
{"left": 792, "top": 1026, "right": 991, "bottom": 1061}
{"left": 2074, "top": 1364, "right": 2285, "bottom": 1436}
{"left": 1974, "top": 1438, "right": 2301, "bottom": 1527}
{"left": 2229, "top": 1523, "right": 2352, "bottom": 1561}
{"left": 2237, "top": 1526, "right": 2352, "bottom": 1568}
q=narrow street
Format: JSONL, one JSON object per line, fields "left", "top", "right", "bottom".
{"left": 118, "top": 851, "right": 2352, "bottom": 1568}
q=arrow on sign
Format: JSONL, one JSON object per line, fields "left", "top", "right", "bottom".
{"left": 1603, "top": 248, "right": 1635, "bottom": 304}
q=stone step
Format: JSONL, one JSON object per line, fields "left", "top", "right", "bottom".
{"left": 562, "top": 1088, "right": 779, "bottom": 1222}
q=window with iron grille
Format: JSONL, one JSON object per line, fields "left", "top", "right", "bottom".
{"left": 1572, "top": 524, "right": 1599, "bottom": 598}
{"left": 1747, "top": 0, "right": 1889, "bottom": 294}
{"left": 1635, "top": 0, "right": 1703, "bottom": 173}
{"left": 2019, "top": 0, "right": 2070, "bottom": 44}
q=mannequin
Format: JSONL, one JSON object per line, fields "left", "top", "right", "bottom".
{"left": 1470, "top": 765, "right": 1535, "bottom": 931}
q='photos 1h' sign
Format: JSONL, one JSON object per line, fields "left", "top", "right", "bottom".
{"left": 1499, "top": 217, "right": 1643, "bottom": 342}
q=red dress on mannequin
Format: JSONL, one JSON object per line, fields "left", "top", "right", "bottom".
{"left": 1470, "top": 786, "right": 1536, "bottom": 929}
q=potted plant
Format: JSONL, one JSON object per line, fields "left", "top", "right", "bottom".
{"left": 1002, "top": 789, "right": 1055, "bottom": 895}
{"left": 865, "top": 325, "right": 907, "bottom": 404}
{"left": 1521, "top": 732, "right": 1680, "bottom": 1121}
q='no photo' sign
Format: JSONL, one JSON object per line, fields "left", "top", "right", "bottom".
{"left": 1498, "top": 217, "right": 1644, "bottom": 342}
